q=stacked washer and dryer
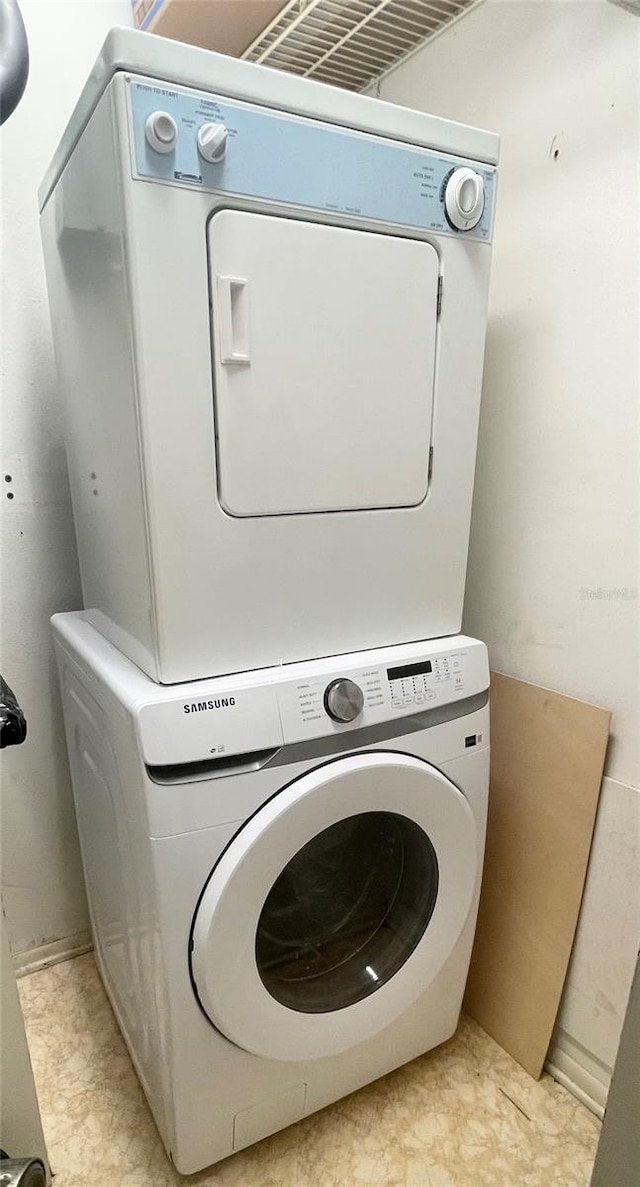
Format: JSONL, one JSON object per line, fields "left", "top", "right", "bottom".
{"left": 40, "top": 29, "right": 498, "bottom": 1174}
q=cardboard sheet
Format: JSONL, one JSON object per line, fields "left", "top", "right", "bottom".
{"left": 135, "top": 1, "right": 287, "bottom": 58}
{"left": 464, "top": 671, "right": 611, "bottom": 1078}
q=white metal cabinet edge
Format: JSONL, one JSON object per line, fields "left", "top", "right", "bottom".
{"left": 38, "top": 27, "right": 499, "bottom": 212}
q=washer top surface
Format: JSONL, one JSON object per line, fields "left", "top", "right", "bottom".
{"left": 39, "top": 27, "right": 499, "bottom": 210}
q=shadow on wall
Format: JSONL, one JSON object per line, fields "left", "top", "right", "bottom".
{"left": 463, "top": 310, "right": 539, "bottom": 638}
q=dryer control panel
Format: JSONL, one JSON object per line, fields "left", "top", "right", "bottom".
{"left": 126, "top": 76, "right": 496, "bottom": 241}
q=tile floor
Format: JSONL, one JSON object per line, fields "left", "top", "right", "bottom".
{"left": 19, "top": 954, "right": 600, "bottom": 1187}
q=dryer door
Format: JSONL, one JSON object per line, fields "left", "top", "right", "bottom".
{"left": 208, "top": 212, "right": 439, "bottom": 517}
{"left": 190, "top": 752, "right": 479, "bottom": 1061}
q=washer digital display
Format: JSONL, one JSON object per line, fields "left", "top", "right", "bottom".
{"left": 387, "top": 661, "right": 433, "bottom": 681}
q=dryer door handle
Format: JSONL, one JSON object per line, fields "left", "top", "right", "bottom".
{"left": 216, "top": 275, "right": 251, "bottom": 366}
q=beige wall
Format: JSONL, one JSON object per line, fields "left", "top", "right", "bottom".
{"left": 0, "top": 1, "right": 133, "bottom": 967}
{"left": 379, "top": 0, "right": 639, "bottom": 1103}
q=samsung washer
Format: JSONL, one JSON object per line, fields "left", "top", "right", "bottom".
{"left": 54, "top": 612, "right": 489, "bottom": 1173}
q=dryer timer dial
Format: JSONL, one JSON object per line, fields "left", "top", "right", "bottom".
{"left": 197, "top": 122, "right": 229, "bottom": 163}
{"left": 324, "top": 679, "right": 364, "bottom": 724}
{"left": 444, "top": 168, "right": 485, "bottom": 231}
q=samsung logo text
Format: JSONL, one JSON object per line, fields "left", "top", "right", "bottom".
{"left": 183, "top": 698, "right": 236, "bottom": 714}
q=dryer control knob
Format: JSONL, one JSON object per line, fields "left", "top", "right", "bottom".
{"left": 197, "top": 122, "right": 228, "bottom": 163}
{"left": 324, "top": 678, "right": 364, "bottom": 724}
{"left": 444, "top": 167, "right": 485, "bottom": 231}
{"left": 145, "top": 111, "right": 178, "bottom": 154}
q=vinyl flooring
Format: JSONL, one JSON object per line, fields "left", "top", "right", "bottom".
{"left": 18, "top": 953, "right": 601, "bottom": 1187}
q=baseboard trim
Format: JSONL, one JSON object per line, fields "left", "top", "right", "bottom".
{"left": 546, "top": 1032, "right": 610, "bottom": 1119}
{"left": 546, "top": 1060, "right": 605, "bottom": 1119}
{"left": 12, "top": 931, "right": 93, "bottom": 978}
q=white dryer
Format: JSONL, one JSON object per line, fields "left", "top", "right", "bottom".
{"left": 53, "top": 612, "right": 490, "bottom": 1174}
{"left": 41, "top": 29, "right": 499, "bottom": 684}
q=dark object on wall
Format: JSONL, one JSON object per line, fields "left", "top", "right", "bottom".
{"left": 0, "top": 1156, "right": 47, "bottom": 1186}
{"left": 0, "top": 675, "right": 27, "bottom": 747}
{"left": 590, "top": 952, "right": 640, "bottom": 1187}
{"left": 0, "top": 0, "right": 29, "bottom": 125}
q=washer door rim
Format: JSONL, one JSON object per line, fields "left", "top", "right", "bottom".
{"left": 189, "top": 750, "right": 479, "bottom": 1062}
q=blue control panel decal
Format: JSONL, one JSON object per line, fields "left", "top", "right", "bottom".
{"left": 128, "top": 79, "right": 495, "bottom": 241}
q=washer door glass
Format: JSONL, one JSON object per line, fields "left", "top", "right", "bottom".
{"left": 256, "top": 811, "right": 438, "bottom": 1012}
{"left": 190, "top": 751, "right": 479, "bottom": 1062}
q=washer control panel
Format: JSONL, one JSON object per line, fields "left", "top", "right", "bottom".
{"left": 277, "top": 637, "right": 488, "bottom": 743}
{"left": 137, "top": 636, "right": 489, "bottom": 765}
{"left": 387, "top": 654, "right": 464, "bottom": 707}
{"left": 127, "top": 76, "right": 496, "bottom": 241}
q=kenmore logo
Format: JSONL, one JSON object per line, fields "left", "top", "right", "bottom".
{"left": 183, "top": 697, "right": 236, "bottom": 714}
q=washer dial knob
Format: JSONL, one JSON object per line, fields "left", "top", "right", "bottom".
{"left": 145, "top": 111, "right": 178, "bottom": 154}
{"left": 324, "top": 678, "right": 364, "bottom": 724}
{"left": 444, "top": 167, "right": 485, "bottom": 231}
{"left": 197, "top": 122, "right": 228, "bottom": 163}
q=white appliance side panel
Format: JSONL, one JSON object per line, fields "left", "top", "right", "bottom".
{"left": 54, "top": 636, "right": 175, "bottom": 1148}
{"left": 209, "top": 212, "right": 438, "bottom": 516}
{"left": 40, "top": 87, "right": 158, "bottom": 678}
{"left": 112, "top": 76, "right": 492, "bottom": 682}
{"left": 55, "top": 663, "right": 146, "bottom": 1067}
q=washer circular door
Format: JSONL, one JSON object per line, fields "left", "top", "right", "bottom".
{"left": 190, "top": 752, "right": 479, "bottom": 1062}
